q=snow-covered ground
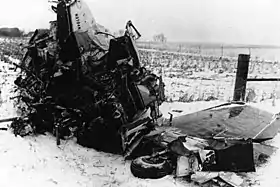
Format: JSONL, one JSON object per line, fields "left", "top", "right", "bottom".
{"left": 0, "top": 60, "right": 191, "bottom": 187}
{"left": 1, "top": 58, "right": 280, "bottom": 187}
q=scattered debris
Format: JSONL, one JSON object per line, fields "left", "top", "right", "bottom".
{"left": 171, "top": 109, "right": 183, "bottom": 113}
{"left": 191, "top": 171, "right": 245, "bottom": 187}
{"left": 191, "top": 172, "right": 219, "bottom": 185}
{"left": 7, "top": 0, "right": 280, "bottom": 185}
{"left": 0, "top": 117, "right": 18, "bottom": 123}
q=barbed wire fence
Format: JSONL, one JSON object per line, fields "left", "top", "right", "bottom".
{"left": 138, "top": 48, "right": 280, "bottom": 104}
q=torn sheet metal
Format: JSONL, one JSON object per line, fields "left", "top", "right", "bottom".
{"left": 175, "top": 155, "right": 200, "bottom": 177}
{"left": 191, "top": 171, "right": 219, "bottom": 185}
{"left": 172, "top": 103, "right": 280, "bottom": 140}
{"left": 191, "top": 172, "right": 244, "bottom": 187}
{"left": 202, "top": 139, "right": 255, "bottom": 172}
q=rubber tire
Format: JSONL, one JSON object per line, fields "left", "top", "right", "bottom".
{"left": 131, "top": 155, "right": 173, "bottom": 179}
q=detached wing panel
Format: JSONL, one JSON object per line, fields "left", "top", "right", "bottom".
{"left": 172, "top": 103, "right": 280, "bottom": 140}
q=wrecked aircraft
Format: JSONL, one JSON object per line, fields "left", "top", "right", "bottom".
{"left": 12, "top": 0, "right": 165, "bottom": 157}
{"left": 9, "top": 0, "right": 280, "bottom": 185}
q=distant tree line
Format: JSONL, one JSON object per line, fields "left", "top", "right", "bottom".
{"left": 113, "top": 29, "right": 125, "bottom": 37}
{"left": 0, "top": 27, "right": 24, "bottom": 37}
{"left": 153, "top": 33, "right": 167, "bottom": 43}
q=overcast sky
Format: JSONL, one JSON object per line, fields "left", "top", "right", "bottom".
{"left": 1, "top": 0, "right": 280, "bottom": 45}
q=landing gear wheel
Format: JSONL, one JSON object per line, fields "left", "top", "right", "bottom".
{"left": 130, "top": 155, "right": 173, "bottom": 179}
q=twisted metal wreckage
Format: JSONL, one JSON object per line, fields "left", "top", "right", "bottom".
{"left": 8, "top": 0, "right": 280, "bottom": 186}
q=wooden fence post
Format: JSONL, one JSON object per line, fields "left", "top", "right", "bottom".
{"left": 233, "top": 54, "right": 250, "bottom": 101}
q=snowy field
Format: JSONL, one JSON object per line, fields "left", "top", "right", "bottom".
{"left": 0, "top": 58, "right": 280, "bottom": 187}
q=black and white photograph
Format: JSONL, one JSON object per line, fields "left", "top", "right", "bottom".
{"left": 0, "top": 0, "right": 280, "bottom": 186}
